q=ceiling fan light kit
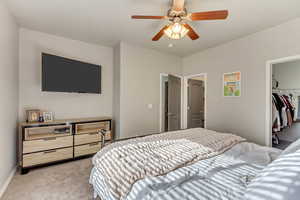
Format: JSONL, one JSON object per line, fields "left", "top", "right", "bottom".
{"left": 131, "top": 0, "right": 229, "bottom": 41}
{"left": 164, "top": 23, "right": 189, "bottom": 40}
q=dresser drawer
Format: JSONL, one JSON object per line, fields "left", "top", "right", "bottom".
{"left": 74, "top": 143, "right": 101, "bottom": 157}
{"left": 75, "top": 121, "right": 110, "bottom": 135}
{"left": 23, "top": 136, "right": 73, "bottom": 154}
{"left": 74, "top": 133, "right": 101, "bottom": 146}
{"left": 23, "top": 147, "right": 73, "bottom": 167}
{"left": 24, "top": 125, "right": 72, "bottom": 140}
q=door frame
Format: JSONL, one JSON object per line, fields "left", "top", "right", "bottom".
{"left": 159, "top": 73, "right": 184, "bottom": 132}
{"left": 183, "top": 73, "right": 207, "bottom": 129}
{"left": 265, "top": 55, "right": 300, "bottom": 147}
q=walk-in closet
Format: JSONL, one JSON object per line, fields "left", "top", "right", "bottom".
{"left": 272, "top": 59, "right": 300, "bottom": 149}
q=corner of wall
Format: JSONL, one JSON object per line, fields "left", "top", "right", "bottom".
{"left": 113, "top": 43, "right": 121, "bottom": 139}
{"left": 0, "top": 0, "right": 20, "bottom": 197}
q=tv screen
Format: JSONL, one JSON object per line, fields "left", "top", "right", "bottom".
{"left": 42, "top": 53, "right": 101, "bottom": 94}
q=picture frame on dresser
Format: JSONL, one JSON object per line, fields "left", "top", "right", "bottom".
{"left": 43, "top": 112, "right": 53, "bottom": 122}
{"left": 18, "top": 117, "right": 113, "bottom": 174}
{"left": 26, "top": 109, "right": 40, "bottom": 122}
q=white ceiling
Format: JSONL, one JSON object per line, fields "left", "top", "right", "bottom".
{"left": 4, "top": 0, "right": 300, "bottom": 56}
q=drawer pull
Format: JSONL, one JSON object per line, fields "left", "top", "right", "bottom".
{"left": 43, "top": 137, "right": 57, "bottom": 141}
{"left": 89, "top": 143, "right": 99, "bottom": 147}
{"left": 44, "top": 150, "right": 57, "bottom": 154}
{"left": 100, "top": 129, "right": 107, "bottom": 134}
{"left": 89, "top": 132, "right": 98, "bottom": 135}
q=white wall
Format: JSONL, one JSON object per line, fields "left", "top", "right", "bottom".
{"left": 0, "top": 2, "right": 19, "bottom": 195}
{"left": 19, "top": 29, "right": 114, "bottom": 121}
{"left": 18, "top": 28, "right": 182, "bottom": 139}
{"left": 183, "top": 18, "right": 300, "bottom": 145}
{"left": 273, "top": 60, "right": 300, "bottom": 89}
{"left": 117, "top": 42, "right": 182, "bottom": 139}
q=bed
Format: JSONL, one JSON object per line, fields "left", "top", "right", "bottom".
{"left": 89, "top": 128, "right": 281, "bottom": 200}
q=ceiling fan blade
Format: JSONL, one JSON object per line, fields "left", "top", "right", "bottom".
{"left": 132, "top": 15, "right": 166, "bottom": 20}
{"left": 172, "top": 0, "right": 185, "bottom": 11}
{"left": 152, "top": 25, "right": 169, "bottom": 41}
{"left": 189, "top": 10, "right": 228, "bottom": 21}
{"left": 183, "top": 24, "right": 199, "bottom": 40}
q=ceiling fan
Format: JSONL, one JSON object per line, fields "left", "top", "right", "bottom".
{"left": 131, "top": 0, "right": 228, "bottom": 41}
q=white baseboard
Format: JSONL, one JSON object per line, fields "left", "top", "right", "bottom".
{"left": 0, "top": 167, "right": 17, "bottom": 199}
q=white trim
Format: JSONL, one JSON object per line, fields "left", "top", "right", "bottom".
{"left": 159, "top": 73, "right": 168, "bottom": 133}
{"left": 265, "top": 55, "right": 300, "bottom": 147}
{"left": 0, "top": 167, "right": 16, "bottom": 198}
{"left": 183, "top": 73, "right": 207, "bottom": 129}
{"left": 180, "top": 75, "right": 184, "bottom": 130}
{"left": 159, "top": 73, "right": 184, "bottom": 132}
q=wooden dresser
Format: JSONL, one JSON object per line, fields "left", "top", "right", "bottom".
{"left": 18, "top": 117, "right": 113, "bottom": 174}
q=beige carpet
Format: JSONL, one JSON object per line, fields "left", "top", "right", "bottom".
{"left": 1, "top": 158, "right": 99, "bottom": 200}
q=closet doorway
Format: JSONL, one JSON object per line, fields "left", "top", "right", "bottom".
{"left": 160, "top": 74, "right": 182, "bottom": 132}
{"left": 183, "top": 74, "right": 207, "bottom": 129}
{"left": 267, "top": 56, "right": 300, "bottom": 149}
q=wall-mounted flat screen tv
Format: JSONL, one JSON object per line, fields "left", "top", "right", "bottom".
{"left": 42, "top": 53, "right": 101, "bottom": 94}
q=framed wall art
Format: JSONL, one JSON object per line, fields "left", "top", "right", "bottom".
{"left": 223, "top": 71, "right": 241, "bottom": 97}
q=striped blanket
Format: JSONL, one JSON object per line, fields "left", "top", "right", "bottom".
{"left": 92, "top": 128, "right": 245, "bottom": 200}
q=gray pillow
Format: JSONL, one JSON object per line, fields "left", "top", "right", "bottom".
{"left": 281, "top": 138, "right": 300, "bottom": 155}
{"left": 244, "top": 149, "right": 300, "bottom": 200}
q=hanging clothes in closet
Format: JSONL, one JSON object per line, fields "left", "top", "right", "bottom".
{"left": 272, "top": 93, "right": 296, "bottom": 133}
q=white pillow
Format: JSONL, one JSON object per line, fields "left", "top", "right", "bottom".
{"left": 244, "top": 150, "right": 300, "bottom": 200}
{"left": 281, "top": 138, "right": 300, "bottom": 155}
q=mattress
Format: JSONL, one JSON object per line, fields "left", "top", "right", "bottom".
{"left": 89, "top": 141, "right": 281, "bottom": 200}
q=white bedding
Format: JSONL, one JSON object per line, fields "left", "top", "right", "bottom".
{"left": 92, "top": 128, "right": 244, "bottom": 199}
{"left": 245, "top": 149, "right": 300, "bottom": 200}
{"left": 90, "top": 137, "right": 281, "bottom": 200}
{"left": 223, "top": 142, "right": 281, "bottom": 166}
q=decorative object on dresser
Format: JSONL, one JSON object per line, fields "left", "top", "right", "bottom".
{"left": 42, "top": 111, "right": 54, "bottom": 122}
{"left": 18, "top": 117, "right": 113, "bottom": 174}
{"left": 26, "top": 109, "right": 40, "bottom": 122}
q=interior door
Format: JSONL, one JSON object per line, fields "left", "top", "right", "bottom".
{"left": 168, "top": 75, "right": 181, "bottom": 131}
{"left": 187, "top": 79, "right": 205, "bottom": 128}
